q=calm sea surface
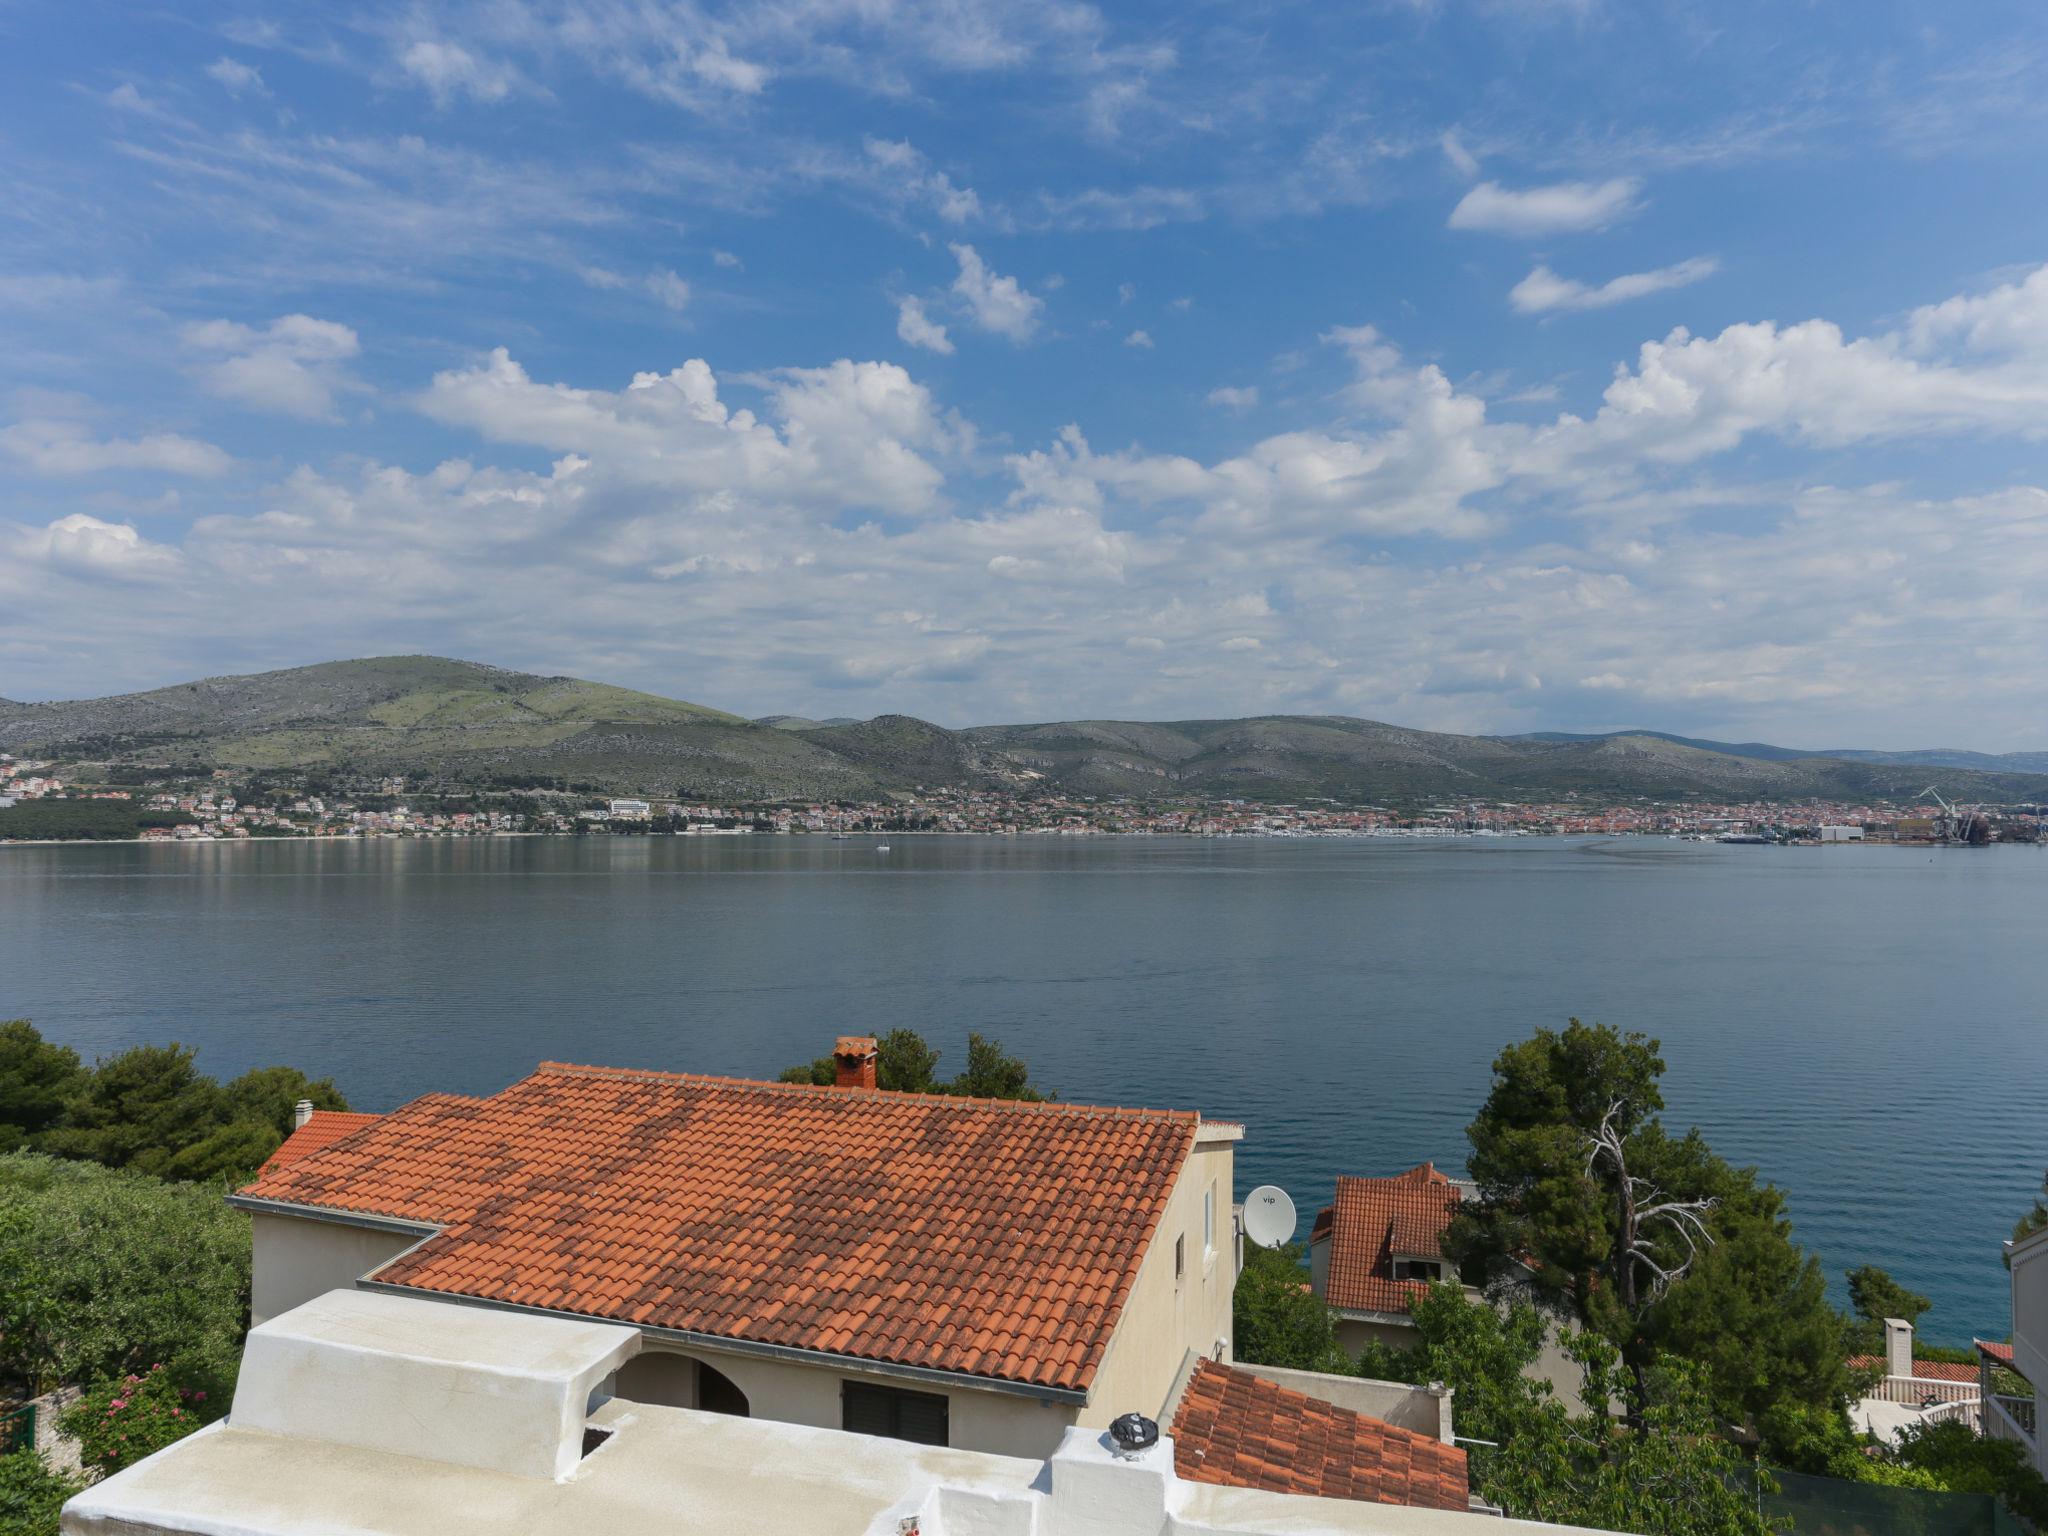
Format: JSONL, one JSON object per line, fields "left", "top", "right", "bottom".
{"left": 3, "top": 834, "right": 2041, "bottom": 1345}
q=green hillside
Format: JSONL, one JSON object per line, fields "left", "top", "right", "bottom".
{"left": 8, "top": 656, "right": 2048, "bottom": 806}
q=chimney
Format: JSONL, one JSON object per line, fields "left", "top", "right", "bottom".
{"left": 833, "top": 1036, "right": 879, "bottom": 1090}
{"left": 1884, "top": 1317, "right": 1913, "bottom": 1380}
{"left": 294, "top": 1099, "right": 316, "bottom": 1130}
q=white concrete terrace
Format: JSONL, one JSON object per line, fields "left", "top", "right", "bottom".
{"left": 61, "top": 1290, "right": 1616, "bottom": 1536}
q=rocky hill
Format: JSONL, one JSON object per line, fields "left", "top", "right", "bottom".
{"left": 6, "top": 657, "right": 2046, "bottom": 805}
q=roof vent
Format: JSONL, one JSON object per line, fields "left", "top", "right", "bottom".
{"left": 1108, "top": 1412, "right": 1159, "bottom": 1459}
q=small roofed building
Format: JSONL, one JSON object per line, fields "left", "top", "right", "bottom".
{"left": 1309, "top": 1163, "right": 1466, "bottom": 1356}
{"left": 63, "top": 1289, "right": 1592, "bottom": 1536}
{"left": 1309, "top": 1163, "right": 1584, "bottom": 1411}
{"left": 229, "top": 1037, "right": 1242, "bottom": 1460}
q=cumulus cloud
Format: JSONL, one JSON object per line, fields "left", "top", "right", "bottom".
{"left": 181, "top": 314, "right": 363, "bottom": 421}
{"left": 19, "top": 265, "right": 2048, "bottom": 740}
{"left": 1207, "top": 385, "right": 1258, "bottom": 410}
{"left": 417, "top": 347, "right": 961, "bottom": 516}
{"left": 896, "top": 297, "right": 954, "bottom": 354}
{"left": 948, "top": 244, "right": 1043, "bottom": 340}
{"left": 0, "top": 420, "right": 232, "bottom": 477}
{"left": 14, "top": 514, "right": 183, "bottom": 581}
{"left": 1510, "top": 256, "right": 1720, "bottom": 314}
{"left": 1449, "top": 177, "right": 1643, "bottom": 236}
{"left": 1124, "top": 329, "right": 1154, "bottom": 348}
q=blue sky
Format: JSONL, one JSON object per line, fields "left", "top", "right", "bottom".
{"left": 4, "top": 0, "right": 2048, "bottom": 747}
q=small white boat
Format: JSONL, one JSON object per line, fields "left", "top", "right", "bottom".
{"left": 874, "top": 843, "right": 891, "bottom": 852}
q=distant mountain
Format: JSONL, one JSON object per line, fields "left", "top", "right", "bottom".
{"left": 7, "top": 657, "right": 2048, "bottom": 804}
{"left": 755, "top": 714, "right": 865, "bottom": 731}
{"left": 1512, "top": 730, "right": 2048, "bottom": 775}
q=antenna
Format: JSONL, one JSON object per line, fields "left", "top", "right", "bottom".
{"left": 1241, "top": 1185, "right": 1297, "bottom": 1249}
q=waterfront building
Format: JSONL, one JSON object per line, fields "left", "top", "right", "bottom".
{"left": 232, "top": 1036, "right": 1241, "bottom": 1460}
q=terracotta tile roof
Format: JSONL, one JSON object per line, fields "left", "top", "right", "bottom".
{"left": 259, "top": 1110, "right": 384, "bottom": 1173}
{"left": 1171, "top": 1360, "right": 1469, "bottom": 1512}
{"left": 1976, "top": 1340, "right": 2015, "bottom": 1368}
{"left": 238, "top": 1063, "right": 1199, "bottom": 1393}
{"left": 1315, "top": 1164, "right": 1460, "bottom": 1315}
{"left": 1848, "top": 1355, "right": 1980, "bottom": 1383}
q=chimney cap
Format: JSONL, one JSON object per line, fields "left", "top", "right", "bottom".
{"left": 834, "top": 1035, "right": 878, "bottom": 1059}
{"left": 1108, "top": 1412, "right": 1159, "bottom": 1457}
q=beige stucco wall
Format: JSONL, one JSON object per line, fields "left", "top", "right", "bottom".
{"left": 2010, "top": 1229, "right": 2048, "bottom": 1474}
{"left": 613, "top": 1343, "right": 1076, "bottom": 1459}
{"left": 250, "top": 1212, "right": 421, "bottom": 1328}
{"left": 1082, "top": 1136, "right": 1237, "bottom": 1427}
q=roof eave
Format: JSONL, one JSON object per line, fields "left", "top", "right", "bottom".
{"left": 355, "top": 1277, "right": 1093, "bottom": 1406}
{"left": 229, "top": 1193, "right": 1095, "bottom": 1406}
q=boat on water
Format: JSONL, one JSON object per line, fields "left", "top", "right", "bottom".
{"left": 874, "top": 843, "right": 891, "bottom": 852}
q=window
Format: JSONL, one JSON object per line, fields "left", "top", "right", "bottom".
{"left": 1175, "top": 1233, "right": 1186, "bottom": 1280}
{"left": 1392, "top": 1258, "right": 1443, "bottom": 1283}
{"left": 1203, "top": 1183, "right": 1215, "bottom": 1256}
{"left": 842, "top": 1382, "right": 950, "bottom": 1446}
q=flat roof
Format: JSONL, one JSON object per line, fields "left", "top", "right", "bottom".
{"left": 66, "top": 1396, "right": 1045, "bottom": 1536}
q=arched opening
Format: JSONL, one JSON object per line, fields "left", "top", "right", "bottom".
{"left": 612, "top": 1350, "right": 751, "bottom": 1418}
{"left": 614, "top": 1350, "right": 693, "bottom": 1408}
{"left": 696, "top": 1360, "right": 749, "bottom": 1417}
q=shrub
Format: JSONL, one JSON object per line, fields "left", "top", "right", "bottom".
{"left": 0, "top": 1449, "right": 83, "bottom": 1536}
{"left": 60, "top": 1364, "right": 213, "bottom": 1478}
{"left": 0, "top": 1154, "right": 250, "bottom": 1399}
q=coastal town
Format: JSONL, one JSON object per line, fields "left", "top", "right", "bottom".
{"left": 4, "top": 752, "right": 2041, "bottom": 844}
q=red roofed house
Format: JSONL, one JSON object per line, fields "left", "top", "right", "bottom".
{"left": 1308, "top": 1163, "right": 1469, "bottom": 1357}
{"left": 1309, "top": 1162, "right": 1585, "bottom": 1409}
{"left": 231, "top": 1036, "right": 1243, "bottom": 1460}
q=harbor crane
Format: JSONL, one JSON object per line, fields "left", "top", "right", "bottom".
{"left": 1918, "top": 786, "right": 1988, "bottom": 845}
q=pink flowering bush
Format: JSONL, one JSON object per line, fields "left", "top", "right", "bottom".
{"left": 59, "top": 1363, "right": 212, "bottom": 1478}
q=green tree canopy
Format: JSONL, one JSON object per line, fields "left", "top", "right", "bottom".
{"left": 1230, "top": 1241, "right": 1348, "bottom": 1374}
{"left": 1388, "top": 1283, "right": 1773, "bottom": 1536}
{"left": 778, "top": 1029, "right": 1045, "bottom": 1100}
{"left": 1446, "top": 1018, "right": 1853, "bottom": 1460}
{"left": 1846, "top": 1265, "right": 1931, "bottom": 1330}
{"left": 38, "top": 1042, "right": 228, "bottom": 1177}
{"left": 222, "top": 1065, "right": 350, "bottom": 1136}
{"left": 0, "top": 1020, "right": 86, "bottom": 1151}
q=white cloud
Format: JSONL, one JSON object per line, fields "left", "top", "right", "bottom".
{"left": 20, "top": 267, "right": 2048, "bottom": 741}
{"left": 1448, "top": 177, "right": 1643, "bottom": 236}
{"left": 418, "top": 347, "right": 961, "bottom": 517}
{"left": 862, "top": 138, "right": 985, "bottom": 225}
{"left": 0, "top": 420, "right": 232, "bottom": 477}
{"left": 713, "top": 250, "right": 744, "bottom": 269}
{"left": 1440, "top": 130, "right": 1479, "bottom": 178}
{"left": 1124, "top": 329, "right": 1154, "bottom": 349}
{"left": 647, "top": 270, "right": 692, "bottom": 311}
{"left": 205, "top": 58, "right": 268, "bottom": 96}
{"left": 948, "top": 244, "right": 1043, "bottom": 340}
{"left": 1207, "top": 386, "right": 1258, "bottom": 411}
{"left": 1118, "top": 282, "right": 1136, "bottom": 306}
{"left": 15, "top": 514, "right": 183, "bottom": 581}
{"left": 896, "top": 297, "right": 955, "bottom": 355}
{"left": 1510, "top": 256, "right": 1719, "bottom": 314}
{"left": 399, "top": 40, "right": 521, "bottom": 105}
{"left": 180, "top": 313, "right": 363, "bottom": 421}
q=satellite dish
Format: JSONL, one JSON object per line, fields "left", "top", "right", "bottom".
{"left": 1241, "top": 1185, "right": 1297, "bottom": 1249}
